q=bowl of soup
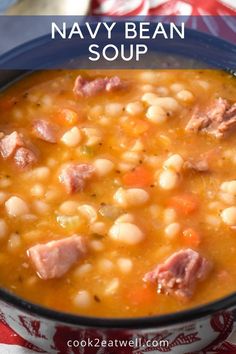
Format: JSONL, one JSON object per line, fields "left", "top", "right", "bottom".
{"left": 0, "top": 26, "right": 236, "bottom": 353}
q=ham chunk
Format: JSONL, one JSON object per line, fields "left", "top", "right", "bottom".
{"left": 184, "top": 148, "right": 222, "bottom": 173}
{"left": 27, "top": 235, "right": 87, "bottom": 279}
{"left": 33, "top": 120, "right": 58, "bottom": 143}
{"left": 14, "top": 147, "right": 37, "bottom": 169}
{"left": 105, "top": 76, "right": 123, "bottom": 92}
{"left": 59, "top": 163, "right": 95, "bottom": 194}
{"left": 73, "top": 75, "right": 123, "bottom": 97}
{"left": 0, "top": 131, "right": 37, "bottom": 168}
{"left": 0, "top": 131, "right": 24, "bottom": 159}
{"left": 183, "top": 158, "right": 209, "bottom": 172}
{"left": 185, "top": 98, "right": 236, "bottom": 139}
{"left": 143, "top": 248, "right": 212, "bottom": 300}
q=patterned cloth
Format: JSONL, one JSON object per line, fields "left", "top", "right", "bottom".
{"left": 0, "top": 0, "right": 236, "bottom": 353}
{"left": 92, "top": 0, "right": 236, "bottom": 15}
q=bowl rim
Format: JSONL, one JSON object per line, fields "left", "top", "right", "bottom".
{"left": 0, "top": 22, "right": 236, "bottom": 329}
{"left": 1, "top": 288, "right": 236, "bottom": 329}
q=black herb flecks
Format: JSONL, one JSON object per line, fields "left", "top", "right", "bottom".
{"left": 94, "top": 295, "right": 101, "bottom": 303}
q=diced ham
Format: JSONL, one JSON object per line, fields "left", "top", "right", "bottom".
{"left": 33, "top": 120, "right": 58, "bottom": 143}
{"left": 59, "top": 163, "right": 95, "bottom": 194}
{"left": 143, "top": 248, "right": 212, "bottom": 300}
{"left": 185, "top": 98, "right": 236, "bottom": 138}
{"left": 27, "top": 235, "right": 87, "bottom": 279}
{"left": 183, "top": 158, "right": 209, "bottom": 172}
{"left": 73, "top": 75, "right": 123, "bottom": 97}
{"left": 0, "top": 131, "right": 24, "bottom": 159}
{"left": 105, "top": 76, "right": 123, "bottom": 92}
{"left": 0, "top": 131, "right": 38, "bottom": 169}
{"left": 14, "top": 147, "right": 37, "bottom": 168}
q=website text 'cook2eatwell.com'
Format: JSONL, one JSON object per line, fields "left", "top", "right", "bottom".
{"left": 0, "top": 1, "right": 236, "bottom": 354}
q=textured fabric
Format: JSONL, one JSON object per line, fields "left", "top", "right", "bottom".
{"left": 92, "top": 0, "right": 236, "bottom": 15}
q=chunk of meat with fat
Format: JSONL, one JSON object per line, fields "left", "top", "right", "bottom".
{"left": 27, "top": 235, "right": 87, "bottom": 279}
{"left": 183, "top": 158, "right": 209, "bottom": 172}
{"left": 0, "top": 131, "right": 37, "bottom": 168}
{"left": 184, "top": 147, "right": 222, "bottom": 173}
{"left": 59, "top": 163, "right": 95, "bottom": 194}
{"left": 73, "top": 75, "right": 123, "bottom": 97}
{"left": 0, "top": 131, "right": 24, "bottom": 159}
{"left": 14, "top": 147, "right": 37, "bottom": 168}
{"left": 143, "top": 248, "right": 212, "bottom": 300}
{"left": 33, "top": 119, "right": 58, "bottom": 143}
{"left": 185, "top": 98, "right": 236, "bottom": 138}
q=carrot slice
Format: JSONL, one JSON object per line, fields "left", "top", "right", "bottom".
{"left": 122, "top": 118, "right": 150, "bottom": 136}
{"left": 127, "top": 285, "right": 156, "bottom": 306}
{"left": 133, "top": 120, "right": 150, "bottom": 135}
{"left": 55, "top": 108, "right": 78, "bottom": 126}
{"left": 168, "top": 193, "right": 199, "bottom": 215}
{"left": 182, "top": 228, "right": 201, "bottom": 247}
{"left": 123, "top": 166, "right": 153, "bottom": 187}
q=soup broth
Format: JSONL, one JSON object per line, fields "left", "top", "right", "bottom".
{"left": 0, "top": 69, "right": 235, "bottom": 317}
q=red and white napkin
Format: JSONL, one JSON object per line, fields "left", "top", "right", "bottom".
{"left": 92, "top": 0, "right": 236, "bottom": 16}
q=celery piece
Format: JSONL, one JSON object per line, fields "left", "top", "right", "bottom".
{"left": 80, "top": 145, "right": 94, "bottom": 156}
{"left": 57, "top": 215, "right": 83, "bottom": 230}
